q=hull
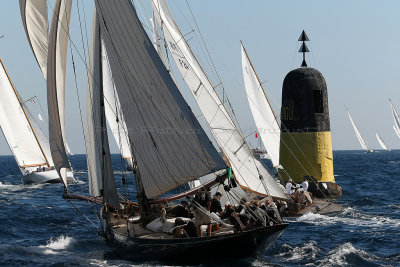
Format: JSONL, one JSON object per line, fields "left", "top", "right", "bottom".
{"left": 21, "top": 169, "right": 75, "bottom": 184}
{"left": 285, "top": 198, "right": 344, "bottom": 217}
{"left": 104, "top": 223, "right": 288, "bottom": 262}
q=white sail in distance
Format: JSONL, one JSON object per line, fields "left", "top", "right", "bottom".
{"left": 375, "top": 132, "right": 389, "bottom": 151}
{"left": 347, "top": 110, "right": 370, "bottom": 151}
{"left": 389, "top": 100, "right": 400, "bottom": 137}
{"left": 19, "top": 0, "right": 49, "bottom": 78}
{"left": 241, "top": 43, "right": 280, "bottom": 167}
{"left": 150, "top": 0, "right": 287, "bottom": 200}
{"left": 0, "top": 58, "right": 50, "bottom": 171}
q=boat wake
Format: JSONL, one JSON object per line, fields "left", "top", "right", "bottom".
{"left": 297, "top": 207, "right": 400, "bottom": 229}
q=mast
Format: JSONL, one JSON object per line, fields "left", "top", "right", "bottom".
{"left": 0, "top": 58, "right": 49, "bottom": 167}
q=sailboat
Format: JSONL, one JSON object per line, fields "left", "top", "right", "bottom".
{"left": 0, "top": 58, "right": 73, "bottom": 184}
{"left": 375, "top": 132, "right": 390, "bottom": 151}
{"left": 240, "top": 43, "right": 281, "bottom": 168}
{"left": 347, "top": 110, "right": 373, "bottom": 153}
{"left": 46, "top": 0, "right": 288, "bottom": 261}
{"left": 389, "top": 99, "right": 400, "bottom": 140}
{"left": 150, "top": 0, "right": 287, "bottom": 202}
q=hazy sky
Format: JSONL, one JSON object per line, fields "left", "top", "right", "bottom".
{"left": 1, "top": 0, "right": 400, "bottom": 156}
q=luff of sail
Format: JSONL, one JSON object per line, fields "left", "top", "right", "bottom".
{"left": 19, "top": 0, "right": 48, "bottom": 78}
{"left": 47, "top": 0, "right": 72, "bottom": 186}
{"left": 0, "top": 58, "right": 49, "bottom": 170}
{"left": 241, "top": 43, "right": 280, "bottom": 167}
{"left": 375, "top": 132, "right": 389, "bottom": 151}
{"left": 102, "top": 39, "right": 133, "bottom": 167}
{"left": 393, "top": 124, "right": 400, "bottom": 139}
{"left": 347, "top": 111, "right": 370, "bottom": 151}
{"left": 94, "top": 0, "right": 227, "bottom": 199}
{"left": 85, "top": 10, "right": 119, "bottom": 207}
{"left": 151, "top": 0, "right": 287, "bottom": 200}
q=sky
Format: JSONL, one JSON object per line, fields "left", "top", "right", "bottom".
{"left": 1, "top": 0, "right": 400, "bottom": 156}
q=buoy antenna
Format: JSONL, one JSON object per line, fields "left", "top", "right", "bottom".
{"left": 298, "top": 30, "right": 309, "bottom": 67}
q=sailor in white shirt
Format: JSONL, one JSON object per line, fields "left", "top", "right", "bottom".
{"left": 300, "top": 177, "right": 309, "bottom": 192}
{"left": 286, "top": 179, "right": 294, "bottom": 195}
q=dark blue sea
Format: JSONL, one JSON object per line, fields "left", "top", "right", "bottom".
{"left": 0, "top": 150, "right": 399, "bottom": 266}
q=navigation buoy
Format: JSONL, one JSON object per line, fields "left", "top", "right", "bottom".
{"left": 279, "top": 30, "right": 342, "bottom": 197}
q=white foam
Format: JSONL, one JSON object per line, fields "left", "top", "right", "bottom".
{"left": 297, "top": 208, "right": 400, "bottom": 229}
{"left": 316, "top": 242, "right": 378, "bottom": 266}
{"left": 39, "top": 235, "right": 73, "bottom": 254}
{"left": 280, "top": 242, "right": 320, "bottom": 262}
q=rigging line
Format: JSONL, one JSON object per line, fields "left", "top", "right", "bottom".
{"left": 65, "top": 199, "right": 100, "bottom": 229}
{"left": 76, "top": 0, "right": 88, "bottom": 64}
{"left": 80, "top": 0, "right": 90, "bottom": 56}
{"left": 69, "top": 43, "right": 87, "bottom": 147}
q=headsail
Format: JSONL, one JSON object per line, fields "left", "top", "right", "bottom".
{"left": 393, "top": 124, "right": 400, "bottom": 139}
{"left": 85, "top": 10, "right": 119, "bottom": 207}
{"left": 0, "top": 58, "right": 49, "bottom": 170}
{"left": 375, "top": 132, "right": 389, "bottom": 151}
{"left": 150, "top": 0, "right": 287, "bottom": 200}
{"left": 47, "top": 0, "right": 72, "bottom": 186}
{"left": 94, "top": 0, "right": 227, "bottom": 199}
{"left": 102, "top": 39, "right": 133, "bottom": 167}
{"left": 347, "top": 111, "right": 369, "bottom": 151}
{"left": 19, "top": 0, "right": 48, "bottom": 78}
{"left": 241, "top": 43, "right": 280, "bottom": 167}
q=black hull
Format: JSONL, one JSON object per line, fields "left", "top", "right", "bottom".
{"left": 104, "top": 223, "right": 288, "bottom": 262}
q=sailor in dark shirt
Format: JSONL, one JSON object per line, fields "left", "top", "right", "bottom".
{"left": 172, "top": 200, "right": 189, "bottom": 218}
{"left": 210, "top": 192, "right": 223, "bottom": 216}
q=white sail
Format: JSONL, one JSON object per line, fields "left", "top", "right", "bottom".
{"left": 47, "top": 0, "right": 72, "bottom": 186}
{"left": 24, "top": 106, "right": 54, "bottom": 166}
{"left": 375, "top": 132, "right": 389, "bottom": 151}
{"left": 85, "top": 10, "right": 119, "bottom": 206}
{"left": 102, "top": 40, "right": 133, "bottom": 166}
{"left": 390, "top": 100, "right": 400, "bottom": 135}
{"left": 241, "top": 43, "right": 280, "bottom": 167}
{"left": 393, "top": 124, "right": 400, "bottom": 139}
{"left": 347, "top": 111, "right": 369, "bottom": 151}
{"left": 151, "top": 0, "right": 287, "bottom": 200}
{"left": 0, "top": 58, "right": 49, "bottom": 170}
{"left": 19, "top": 0, "right": 49, "bottom": 78}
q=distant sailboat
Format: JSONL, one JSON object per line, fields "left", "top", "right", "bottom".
{"left": 347, "top": 110, "right": 373, "bottom": 152}
{"left": 375, "top": 132, "right": 390, "bottom": 151}
{"left": 389, "top": 99, "right": 400, "bottom": 140}
{"left": 0, "top": 58, "right": 73, "bottom": 184}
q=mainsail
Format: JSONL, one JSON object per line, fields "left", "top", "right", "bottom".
{"left": 19, "top": 0, "right": 48, "bottom": 78}
{"left": 375, "top": 132, "right": 389, "bottom": 151}
{"left": 85, "top": 10, "right": 119, "bottom": 207}
{"left": 150, "top": 0, "right": 287, "bottom": 200}
{"left": 47, "top": 0, "right": 72, "bottom": 186}
{"left": 94, "top": 0, "right": 227, "bottom": 199}
{"left": 0, "top": 58, "right": 49, "bottom": 170}
{"left": 241, "top": 43, "right": 280, "bottom": 167}
{"left": 347, "top": 111, "right": 370, "bottom": 151}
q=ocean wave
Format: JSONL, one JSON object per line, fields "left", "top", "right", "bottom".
{"left": 388, "top": 160, "right": 400, "bottom": 165}
{"left": 38, "top": 235, "right": 74, "bottom": 255}
{"left": 315, "top": 242, "right": 384, "bottom": 267}
{"left": 297, "top": 208, "right": 400, "bottom": 229}
{"left": 273, "top": 241, "right": 320, "bottom": 262}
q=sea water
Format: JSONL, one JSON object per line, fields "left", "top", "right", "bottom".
{"left": 0, "top": 151, "right": 399, "bottom": 266}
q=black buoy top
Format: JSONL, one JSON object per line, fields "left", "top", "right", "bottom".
{"left": 281, "top": 67, "right": 330, "bottom": 133}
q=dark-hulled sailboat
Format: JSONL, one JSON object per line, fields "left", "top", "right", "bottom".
{"left": 46, "top": 0, "right": 287, "bottom": 261}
